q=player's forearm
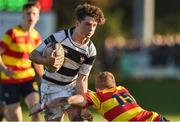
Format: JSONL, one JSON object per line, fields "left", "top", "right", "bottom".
{"left": 43, "top": 97, "right": 69, "bottom": 109}
{"left": 0, "top": 56, "right": 7, "bottom": 72}
{"left": 68, "top": 95, "right": 86, "bottom": 107}
{"left": 29, "top": 50, "right": 46, "bottom": 65}
{"left": 42, "top": 95, "right": 86, "bottom": 109}
{"left": 30, "top": 95, "right": 86, "bottom": 116}
{"left": 0, "top": 49, "right": 7, "bottom": 72}
{"left": 32, "top": 63, "right": 44, "bottom": 79}
{"left": 76, "top": 74, "right": 88, "bottom": 94}
{"left": 29, "top": 98, "right": 69, "bottom": 116}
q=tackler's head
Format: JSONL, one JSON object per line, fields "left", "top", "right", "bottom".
{"left": 95, "top": 71, "right": 116, "bottom": 90}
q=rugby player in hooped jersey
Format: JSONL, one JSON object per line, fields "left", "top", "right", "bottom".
{"left": 29, "top": 3, "right": 105, "bottom": 121}
{"left": 0, "top": 1, "right": 43, "bottom": 121}
{"left": 30, "top": 71, "right": 169, "bottom": 122}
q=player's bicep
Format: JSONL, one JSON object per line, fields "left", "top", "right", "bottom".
{"left": 30, "top": 42, "right": 45, "bottom": 58}
{"left": 29, "top": 48, "right": 47, "bottom": 65}
{"left": 35, "top": 42, "right": 46, "bottom": 53}
{"left": 30, "top": 50, "right": 41, "bottom": 59}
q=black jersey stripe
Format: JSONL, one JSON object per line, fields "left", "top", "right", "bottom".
{"left": 49, "top": 35, "right": 57, "bottom": 42}
{"left": 62, "top": 45, "right": 88, "bottom": 64}
{"left": 44, "top": 35, "right": 56, "bottom": 45}
{"left": 44, "top": 36, "right": 51, "bottom": 45}
{"left": 57, "top": 66, "right": 79, "bottom": 77}
{"left": 83, "top": 55, "right": 96, "bottom": 65}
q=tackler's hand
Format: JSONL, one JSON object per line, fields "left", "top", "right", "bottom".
{"left": 81, "top": 108, "right": 93, "bottom": 122}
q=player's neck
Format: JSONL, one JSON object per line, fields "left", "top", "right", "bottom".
{"left": 21, "top": 22, "right": 35, "bottom": 33}
{"left": 72, "top": 29, "right": 89, "bottom": 45}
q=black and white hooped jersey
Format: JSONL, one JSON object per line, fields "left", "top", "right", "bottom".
{"left": 36, "top": 27, "right": 97, "bottom": 84}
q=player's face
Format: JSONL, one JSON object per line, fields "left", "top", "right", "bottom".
{"left": 76, "top": 16, "right": 98, "bottom": 39}
{"left": 23, "top": 6, "right": 40, "bottom": 26}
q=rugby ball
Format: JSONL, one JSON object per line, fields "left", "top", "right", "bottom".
{"left": 42, "top": 42, "right": 64, "bottom": 72}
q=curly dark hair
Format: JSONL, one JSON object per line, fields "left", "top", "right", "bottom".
{"left": 75, "top": 3, "right": 105, "bottom": 25}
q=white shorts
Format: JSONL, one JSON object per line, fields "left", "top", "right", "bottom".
{"left": 40, "top": 79, "right": 76, "bottom": 120}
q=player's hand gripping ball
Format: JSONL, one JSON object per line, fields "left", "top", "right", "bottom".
{"left": 42, "top": 42, "right": 64, "bottom": 72}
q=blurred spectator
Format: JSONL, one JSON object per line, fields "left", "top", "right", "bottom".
{"left": 173, "top": 34, "right": 180, "bottom": 67}
{"left": 149, "top": 33, "right": 180, "bottom": 67}
{"left": 124, "top": 38, "right": 142, "bottom": 52}
{"left": 100, "top": 36, "right": 125, "bottom": 76}
{"left": 163, "top": 35, "right": 175, "bottom": 65}
{"left": 149, "top": 34, "right": 169, "bottom": 66}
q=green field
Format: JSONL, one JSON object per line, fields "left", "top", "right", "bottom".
{"left": 1, "top": 106, "right": 180, "bottom": 121}
{"left": 1, "top": 110, "right": 178, "bottom": 121}
{"left": 120, "top": 79, "right": 180, "bottom": 115}
{"left": 2, "top": 110, "right": 179, "bottom": 121}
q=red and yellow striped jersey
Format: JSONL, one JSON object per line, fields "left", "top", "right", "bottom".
{"left": 0, "top": 25, "right": 41, "bottom": 84}
{"left": 84, "top": 86, "right": 161, "bottom": 121}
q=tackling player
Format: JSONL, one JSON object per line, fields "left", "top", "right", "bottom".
{"left": 30, "top": 71, "right": 169, "bottom": 121}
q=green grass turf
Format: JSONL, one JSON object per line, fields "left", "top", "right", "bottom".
{"left": 1, "top": 106, "right": 180, "bottom": 121}
{"left": 5, "top": 110, "right": 180, "bottom": 121}
{"left": 119, "top": 79, "right": 180, "bottom": 115}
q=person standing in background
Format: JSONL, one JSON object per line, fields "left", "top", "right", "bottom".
{"left": 0, "top": 1, "right": 43, "bottom": 121}
{"left": 29, "top": 3, "right": 105, "bottom": 121}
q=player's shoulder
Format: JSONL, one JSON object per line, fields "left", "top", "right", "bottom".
{"left": 5, "top": 25, "right": 19, "bottom": 34}
{"left": 32, "top": 28, "right": 40, "bottom": 35}
{"left": 53, "top": 29, "right": 68, "bottom": 42}
{"left": 116, "top": 85, "right": 131, "bottom": 94}
{"left": 4, "top": 25, "right": 26, "bottom": 38}
{"left": 88, "top": 40, "right": 96, "bottom": 48}
{"left": 116, "top": 85, "right": 127, "bottom": 90}
{"left": 88, "top": 40, "right": 97, "bottom": 56}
